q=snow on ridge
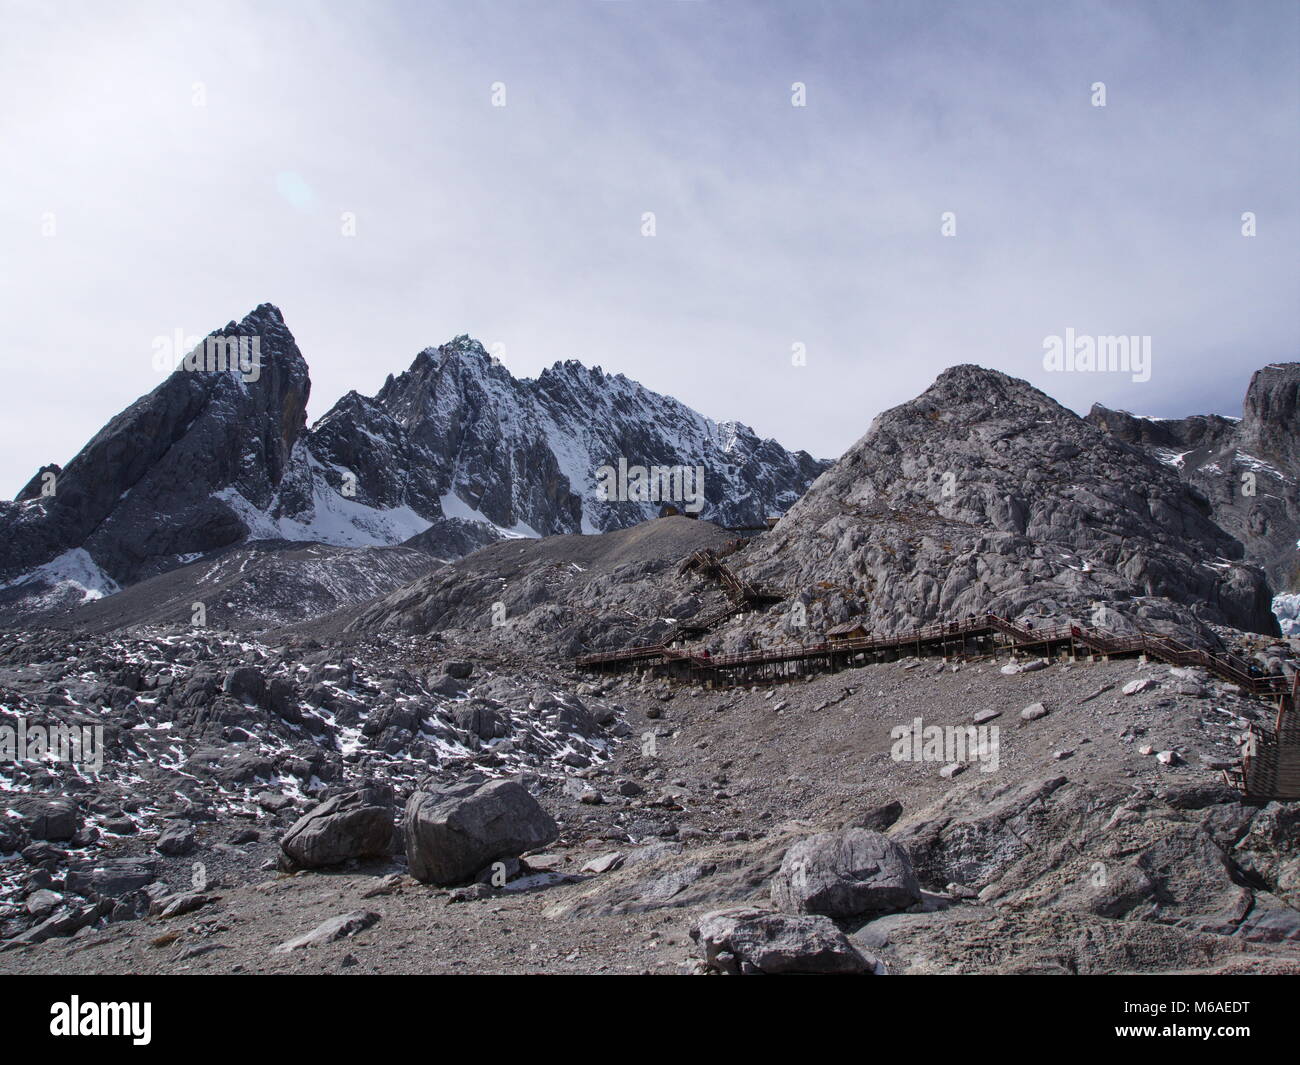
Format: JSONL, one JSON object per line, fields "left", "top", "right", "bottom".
{"left": 1150, "top": 447, "right": 1193, "bottom": 469}
{"left": 439, "top": 492, "right": 538, "bottom": 539}
{"left": 214, "top": 483, "right": 433, "bottom": 549}
{"left": 0, "top": 548, "right": 120, "bottom": 602}
{"left": 1236, "top": 452, "right": 1292, "bottom": 482}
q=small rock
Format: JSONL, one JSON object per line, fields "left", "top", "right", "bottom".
{"left": 581, "top": 852, "right": 625, "bottom": 874}
{"left": 155, "top": 821, "right": 197, "bottom": 857}
{"left": 448, "top": 883, "right": 493, "bottom": 903}
{"left": 275, "top": 910, "right": 380, "bottom": 951}
{"left": 151, "top": 892, "right": 215, "bottom": 919}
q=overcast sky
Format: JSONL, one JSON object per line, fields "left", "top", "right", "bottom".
{"left": 2, "top": 0, "right": 1296, "bottom": 493}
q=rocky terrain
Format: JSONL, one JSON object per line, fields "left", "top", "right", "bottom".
{"left": 2, "top": 645, "right": 1299, "bottom": 974}
{"left": 347, "top": 515, "right": 744, "bottom": 656}
{"left": 2, "top": 356, "right": 1298, "bottom": 976}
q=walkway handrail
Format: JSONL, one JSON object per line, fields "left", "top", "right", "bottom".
{"left": 577, "top": 611, "right": 1289, "bottom": 699}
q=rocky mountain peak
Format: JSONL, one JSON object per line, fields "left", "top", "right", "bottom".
{"left": 0, "top": 304, "right": 311, "bottom": 603}
{"left": 745, "top": 365, "right": 1277, "bottom": 640}
{"left": 916, "top": 363, "right": 1067, "bottom": 420}
{"left": 1241, "top": 361, "right": 1300, "bottom": 469}
{"left": 1087, "top": 363, "right": 1300, "bottom": 609}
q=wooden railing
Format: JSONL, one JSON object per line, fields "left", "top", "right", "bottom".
{"left": 577, "top": 610, "right": 1290, "bottom": 701}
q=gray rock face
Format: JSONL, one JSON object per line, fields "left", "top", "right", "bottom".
{"left": 770, "top": 829, "right": 921, "bottom": 917}
{"left": 6, "top": 795, "right": 81, "bottom": 841}
{"left": 1088, "top": 362, "right": 1300, "bottom": 603}
{"left": 0, "top": 304, "right": 310, "bottom": 594}
{"left": 741, "top": 364, "right": 1278, "bottom": 641}
{"left": 223, "top": 666, "right": 267, "bottom": 706}
{"left": 889, "top": 775, "right": 1299, "bottom": 944}
{"left": 279, "top": 786, "right": 395, "bottom": 870}
{"left": 402, "top": 778, "right": 559, "bottom": 886}
{"left": 853, "top": 906, "right": 1252, "bottom": 976}
{"left": 691, "top": 906, "right": 873, "bottom": 974}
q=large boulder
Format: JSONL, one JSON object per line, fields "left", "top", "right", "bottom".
{"left": 454, "top": 705, "right": 503, "bottom": 742}
{"left": 223, "top": 666, "right": 268, "bottom": 707}
{"left": 691, "top": 906, "right": 874, "bottom": 975}
{"left": 279, "top": 785, "right": 395, "bottom": 870}
{"left": 6, "top": 795, "right": 81, "bottom": 842}
{"left": 770, "top": 828, "right": 921, "bottom": 917}
{"left": 403, "top": 778, "right": 559, "bottom": 886}
{"left": 65, "top": 857, "right": 158, "bottom": 899}
{"left": 154, "top": 820, "right": 197, "bottom": 857}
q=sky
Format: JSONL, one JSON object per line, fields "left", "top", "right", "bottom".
{"left": 1, "top": 0, "right": 1297, "bottom": 494}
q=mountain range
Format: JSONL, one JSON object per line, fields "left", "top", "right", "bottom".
{"left": 0, "top": 304, "right": 826, "bottom": 622}
{"left": 1, "top": 303, "right": 1294, "bottom": 644}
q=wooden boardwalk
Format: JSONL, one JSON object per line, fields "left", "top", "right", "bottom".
{"left": 576, "top": 597, "right": 1298, "bottom": 801}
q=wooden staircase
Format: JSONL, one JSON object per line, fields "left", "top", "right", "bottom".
{"left": 1235, "top": 672, "right": 1300, "bottom": 802}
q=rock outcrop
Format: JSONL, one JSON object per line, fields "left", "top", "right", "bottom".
{"left": 691, "top": 906, "right": 874, "bottom": 974}
{"left": 1088, "top": 362, "right": 1300, "bottom": 614}
{"left": 737, "top": 364, "right": 1279, "bottom": 641}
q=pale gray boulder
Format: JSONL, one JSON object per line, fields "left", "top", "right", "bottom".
{"left": 403, "top": 778, "right": 558, "bottom": 886}
{"left": 279, "top": 785, "right": 395, "bottom": 870}
{"left": 275, "top": 910, "right": 380, "bottom": 952}
{"left": 770, "top": 828, "right": 921, "bottom": 918}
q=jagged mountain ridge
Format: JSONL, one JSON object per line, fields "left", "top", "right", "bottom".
{"left": 319, "top": 335, "right": 828, "bottom": 537}
{"left": 0, "top": 304, "right": 826, "bottom": 620}
{"left": 1087, "top": 362, "right": 1300, "bottom": 609}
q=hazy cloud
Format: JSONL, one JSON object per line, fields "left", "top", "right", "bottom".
{"left": 1, "top": 0, "right": 1295, "bottom": 492}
